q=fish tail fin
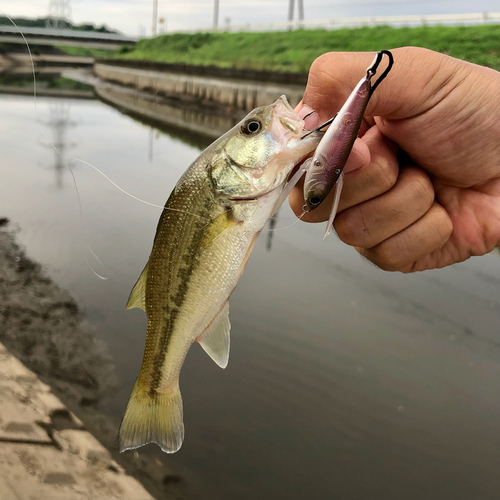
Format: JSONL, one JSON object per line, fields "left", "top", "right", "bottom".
{"left": 119, "top": 380, "right": 184, "bottom": 454}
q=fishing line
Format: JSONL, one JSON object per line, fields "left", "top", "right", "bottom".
{"left": 266, "top": 211, "right": 306, "bottom": 232}
{"left": 1, "top": 12, "right": 208, "bottom": 279}
{"left": 1, "top": 10, "right": 110, "bottom": 279}
{"left": 70, "top": 159, "right": 210, "bottom": 219}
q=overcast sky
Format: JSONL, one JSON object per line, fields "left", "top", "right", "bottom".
{"left": 1, "top": 0, "right": 498, "bottom": 36}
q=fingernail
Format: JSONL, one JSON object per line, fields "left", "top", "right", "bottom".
{"left": 298, "top": 105, "right": 320, "bottom": 130}
{"left": 343, "top": 150, "right": 365, "bottom": 174}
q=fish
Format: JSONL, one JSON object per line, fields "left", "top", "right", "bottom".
{"left": 302, "top": 50, "right": 394, "bottom": 239}
{"left": 119, "top": 95, "right": 322, "bottom": 453}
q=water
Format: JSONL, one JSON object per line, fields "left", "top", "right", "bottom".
{"left": 1, "top": 91, "right": 499, "bottom": 500}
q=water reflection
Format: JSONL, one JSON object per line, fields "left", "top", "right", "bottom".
{"left": 266, "top": 210, "right": 279, "bottom": 251}
{"left": 95, "top": 85, "right": 242, "bottom": 145}
{"left": 0, "top": 68, "right": 94, "bottom": 98}
{"left": 40, "top": 101, "right": 76, "bottom": 189}
{"left": 0, "top": 84, "right": 499, "bottom": 500}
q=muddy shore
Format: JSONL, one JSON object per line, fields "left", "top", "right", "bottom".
{"left": 0, "top": 218, "right": 189, "bottom": 500}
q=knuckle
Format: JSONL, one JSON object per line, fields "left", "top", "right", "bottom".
{"left": 432, "top": 203, "right": 453, "bottom": 243}
{"left": 373, "top": 151, "right": 398, "bottom": 194}
{"left": 334, "top": 207, "right": 366, "bottom": 246}
{"left": 306, "top": 53, "right": 345, "bottom": 99}
{"left": 309, "top": 52, "right": 334, "bottom": 76}
{"left": 406, "top": 168, "right": 434, "bottom": 209}
{"left": 370, "top": 237, "right": 410, "bottom": 271}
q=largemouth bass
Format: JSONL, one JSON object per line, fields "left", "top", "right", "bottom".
{"left": 119, "top": 96, "right": 322, "bottom": 453}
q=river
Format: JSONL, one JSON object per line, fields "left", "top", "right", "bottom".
{"left": 1, "top": 88, "right": 499, "bottom": 500}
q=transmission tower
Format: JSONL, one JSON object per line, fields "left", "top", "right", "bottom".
{"left": 40, "top": 101, "right": 77, "bottom": 189}
{"left": 46, "top": 0, "right": 73, "bottom": 29}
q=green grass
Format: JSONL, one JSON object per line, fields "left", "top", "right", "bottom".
{"left": 115, "top": 24, "right": 500, "bottom": 71}
{"left": 57, "top": 46, "right": 116, "bottom": 58}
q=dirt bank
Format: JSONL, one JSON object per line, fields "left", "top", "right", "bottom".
{"left": 0, "top": 218, "right": 189, "bottom": 499}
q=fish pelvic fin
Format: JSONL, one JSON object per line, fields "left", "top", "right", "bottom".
{"left": 119, "top": 380, "right": 184, "bottom": 454}
{"left": 126, "top": 262, "right": 149, "bottom": 311}
{"left": 198, "top": 301, "right": 230, "bottom": 369}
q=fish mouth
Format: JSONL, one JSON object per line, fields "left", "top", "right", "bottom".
{"left": 276, "top": 95, "right": 297, "bottom": 115}
{"left": 274, "top": 95, "right": 305, "bottom": 134}
{"left": 274, "top": 96, "right": 326, "bottom": 141}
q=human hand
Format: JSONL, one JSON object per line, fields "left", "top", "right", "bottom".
{"left": 292, "top": 47, "right": 500, "bottom": 272}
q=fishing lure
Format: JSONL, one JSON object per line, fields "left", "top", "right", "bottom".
{"left": 302, "top": 50, "right": 394, "bottom": 239}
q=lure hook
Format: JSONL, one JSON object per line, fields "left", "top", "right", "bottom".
{"left": 301, "top": 113, "right": 337, "bottom": 139}
{"left": 367, "top": 49, "right": 394, "bottom": 97}
{"left": 300, "top": 49, "right": 394, "bottom": 140}
{"left": 302, "top": 109, "right": 316, "bottom": 120}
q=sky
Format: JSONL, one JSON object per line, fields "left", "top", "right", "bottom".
{"left": 1, "top": 0, "right": 498, "bottom": 36}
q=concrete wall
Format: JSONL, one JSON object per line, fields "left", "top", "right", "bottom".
{"left": 94, "top": 62, "right": 306, "bottom": 112}
{"left": 95, "top": 86, "right": 238, "bottom": 141}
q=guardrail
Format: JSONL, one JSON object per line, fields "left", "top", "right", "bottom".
{"left": 0, "top": 25, "right": 136, "bottom": 43}
{"left": 174, "top": 11, "right": 500, "bottom": 34}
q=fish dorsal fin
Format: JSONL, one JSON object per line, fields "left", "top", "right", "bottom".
{"left": 198, "top": 302, "right": 230, "bottom": 369}
{"left": 126, "top": 262, "right": 149, "bottom": 311}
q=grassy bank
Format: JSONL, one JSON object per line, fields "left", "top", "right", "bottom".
{"left": 57, "top": 46, "right": 116, "bottom": 58}
{"left": 116, "top": 24, "right": 500, "bottom": 72}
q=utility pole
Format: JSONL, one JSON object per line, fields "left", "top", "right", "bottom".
{"left": 213, "top": 0, "right": 219, "bottom": 29}
{"left": 287, "top": 0, "right": 304, "bottom": 27}
{"left": 152, "top": 0, "right": 158, "bottom": 36}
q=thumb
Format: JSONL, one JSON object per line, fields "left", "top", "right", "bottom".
{"left": 297, "top": 47, "right": 469, "bottom": 125}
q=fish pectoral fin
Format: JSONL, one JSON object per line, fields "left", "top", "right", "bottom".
{"left": 126, "top": 262, "right": 149, "bottom": 311}
{"left": 200, "top": 210, "right": 240, "bottom": 250}
{"left": 197, "top": 301, "right": 230, "bottom": 369}
{"left": 324, "top": 171, "right": 344, "bottom": 240}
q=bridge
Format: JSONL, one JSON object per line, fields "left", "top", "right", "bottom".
{"left": 0, "top": 26, "right": 136, "bottom": 50}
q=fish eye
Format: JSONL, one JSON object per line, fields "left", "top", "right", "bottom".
{"left": 241, "top": 119, "right": 262, "bottom": 135}
{"left": 308, "top": 196, "right": 322, "bottom": 207}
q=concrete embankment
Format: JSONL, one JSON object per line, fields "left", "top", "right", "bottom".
{"left": 0, "top": 220, "right": 187, "bottom": 500}
{"left": 94, "top": 59, "right": 308, "bottom": 112}
{"left": 95, "top": 84, "right": 238, "bottom": 141}
{"left": 0, "top": 341, "right": 153, "bottom": 500}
